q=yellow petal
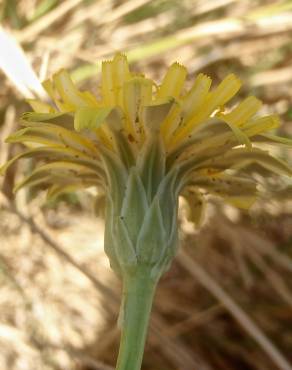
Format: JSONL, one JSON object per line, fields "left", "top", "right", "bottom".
{"left": 74, "top": 107, "right": 113, "bottom": 131}
{"left": 102, "top": 60, "right": 115, "bottom": 106}
{"left": 29, "top": 161, "right": 97, "bottom": 173}
{"left": 168, "top": 74, "right": 241, "bottom": 149}
{"left": 53, "top": 69, "right": 93, "bottom": 109}
{"left": 26, "top": 99, "right": 55, "bottom": 113}
{"left": 13, "top": 161, "right": 98, "bottom": 192}
{"left": 157, "top": 62, "right": 187, "bottom": 99}
{"left": 42, "top": 78, "right": 55, "bottom": 99}
{"left": 21, "top": 111, "right": 74, "bottom": 131}
{"left": 123, "top": 77, "right": 152, "bottom": 137}
{"left": 182, "top": 73, "right": 212, "bottom": 121}
{"left": 222, "top": 120, "right": 251, "bottom": 149}
{"left": 162, "top": 74, "right": 212, "bottom": 142}
{"left": 160, "top": 103, "right": 182, "bottom": 142}
{"left": 182, "top": 190, "right": 206, "bottom": 227}
{"left": 1, "top": 146, "right": 101, "bottom": 177}
{"left": 224, "top": 196, "right": 257, "bottom": 209}
{"left": 217, "top": 96, "right": 262, "bottom": 127}
{"left": 102, "top": 54, "right": 131, "bottom": 107}
{"left": 112, "top": 53, "right": 131, "bottom": 107}
{"left": 244, "top": 115, "right": 279, "bottom": 137}
{"left": 6, "top": 124, "right": 98, "bottom": 155}
{"left": 207, "top": 73, "right": 241, "bottom": 109}
{"left": 42, "top": 78, "right": 67, "bottom": 111}
{"left": 212, "top": 148, "right": 292, "bottom": 177}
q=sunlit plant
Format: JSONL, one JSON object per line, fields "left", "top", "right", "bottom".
{"left": 1, "top": 54, "right": 291, "bottom": 370}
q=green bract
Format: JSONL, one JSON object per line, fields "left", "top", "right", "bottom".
{"left": 103, "top": 133, "right": 179, "bottom": 279}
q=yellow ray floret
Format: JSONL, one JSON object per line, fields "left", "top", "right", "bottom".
{"left": 1, "top": 53, "right": 291, "bottom": 218}
{"left": 102, "top": 53, "right": 131, "bottom": 107}
{"left": 157, "top": 62, "right": 187, "bottom": 99}
{"left": 123, "top": 77, "right": 153, "bottom": 138}
{"left": 19, "top": 53, "right": 285, "bottom": 158}
{"left": 217, "top": 96, "right": 262, "bottom": 127}
{"left": 167, "top": 74, "right": 242, "bottom": 148}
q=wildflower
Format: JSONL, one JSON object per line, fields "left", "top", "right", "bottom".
{"left": 1, "top": 54, "right": 291, "bottom": 370}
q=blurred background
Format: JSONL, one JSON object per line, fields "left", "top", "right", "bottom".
{"left": 0, "top": 1, "right": 292, "bottom": 369}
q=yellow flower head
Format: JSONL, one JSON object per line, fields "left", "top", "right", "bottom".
{"left": 1, "top": 53, "right": 291, "bottom": 276}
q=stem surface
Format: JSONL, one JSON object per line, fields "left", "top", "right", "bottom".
{"left": 115, "top": 268, "right": 157, "bottom": 370}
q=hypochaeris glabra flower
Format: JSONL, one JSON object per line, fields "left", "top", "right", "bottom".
{"left": 1, "top": 53, "right": 291, "bottom": 370}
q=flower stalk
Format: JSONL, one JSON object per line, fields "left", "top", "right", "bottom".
{"left": 116, "top": 267, "right": 158, "bottom": 370}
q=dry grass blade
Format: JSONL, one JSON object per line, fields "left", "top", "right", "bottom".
{"left": 178, "top": 249, "right": 292, "bottom": 370}
{"left": 150, "top": 314, "right": 213, "bottom": 370}
{"left": 245, "top": 247, "right": 292, "bottom": 308}
{"left": 15, "top": 0, "right": 84, "bottom": 43}
{"left": 162, "top": 305, "right": 223, "bottom": 337}
{"left": 98, "top": 0, "right": 153, "bottom": 25}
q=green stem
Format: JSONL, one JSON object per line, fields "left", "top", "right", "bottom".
{"left": 115, "top": 268, "right": 158, "bottom": 370}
